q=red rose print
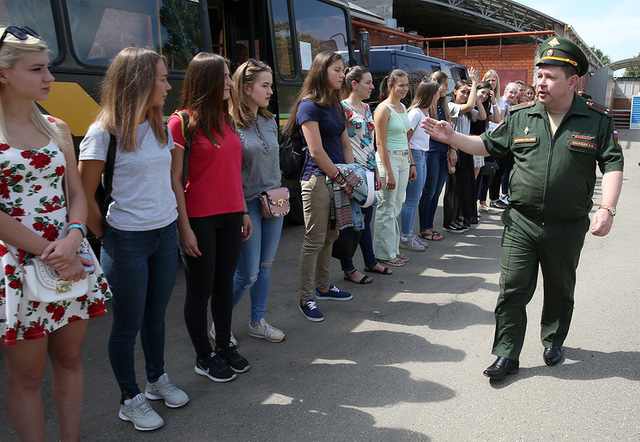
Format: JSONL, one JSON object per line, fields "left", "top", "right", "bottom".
{"left": 4, "top": 264, "right": 15, "bottom": 275}
{"left": 23, "top": 323, "right": 45, "bottom": 339}
{"left": 33, "top": 222, "right": 45, "bottom": 231}
{"left": 21, "top": 151, "right": 32, "bottom": 159}
{"left": 8, "top": 279, "right": 22, "bottom": 289}
{"left": 18, "top": 249, "right": 27, "bottom": 263}
{"left": 0, "top": 143, "right": 9, "bottom": 151}
{"left": 46, "top": 304, "right": 56, "bottom": 313}
{"left": 76, "top": 295, "right": 88, "bottom": 302}
{"left": 31, "top": 301, "right": 40, "bottom": 308}
{"left": 52, "top": 195, "right": 60, "bottom": 203}
{"left": 0, "top": 179, "right": 9, "bottom": 199}
{"left": 30, "top": 153, "right": 51, "bottom": 169}
{"left": 0, "top": 287, "right": 5, "bottom": 298}
{"left": 0, "top": 244, "right": 7, "bottom": 256}
{"left": 55, "top": 166, "right": 65, "bottom": 176}
{"left": 101, "top": 282, "right": 109, "bottom": 292}
{"left": 34, "top": 185, "right": 42, "bottom": 191}
{"left": 4, "top": 327, "right": 17, "bottom": 342}
{"left": 68, "top": 315, "right": 83, "bottom": 323}
{"left": 51, "top": 305, "right": 66, "bottom": 322}
{"left": 11, "top": 174, "right": 23, "bottom": 183}
{"left": 10, "top": 207, "right": 25, "bottom": 217}
{"left": 3, "top": 169, "right": 11, "bottom": 176}
{"left": 87, "top": 299, "right": 106, "bottom": 318}
{"left": 42, "top": 224, "right": 59, "bottom": 241}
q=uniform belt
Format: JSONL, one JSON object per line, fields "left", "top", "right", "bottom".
{"left": 388, "top": 150, "right": 409, "bottom": 156}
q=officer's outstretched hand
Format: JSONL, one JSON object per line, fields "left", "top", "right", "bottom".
{"left": 421, "top": 117, "right": 454, "bottom": 144}
{"left": 590, "top": 209, "right": 613, "bottom": 236}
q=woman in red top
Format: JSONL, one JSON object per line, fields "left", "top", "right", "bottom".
{"left": 168, "top": 53, "right": 252, "bottom": 383}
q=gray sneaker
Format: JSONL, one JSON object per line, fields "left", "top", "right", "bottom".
{"left": 410, "top": 233, "right": 429, "bottom": 248}
{"left": 400, "top": 235, "right": 426, "bottom": 252}
{"left": 209, "top": 323, "right": 238, "bottom": 347}
{"left": 119, "top": 393, "right": 164, "bottom": 431}
{"left": 145, "top": 373, "right": 189, "bottom": 408}
{"left": 248, "top": 318, "right": 286, "bottom": 342}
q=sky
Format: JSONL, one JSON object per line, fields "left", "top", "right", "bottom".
{"left": 514, "top": 0, "right": 639, "bottom": 69}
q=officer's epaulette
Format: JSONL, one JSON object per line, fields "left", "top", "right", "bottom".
{"left": 508, "top": 101, "right": 536, "bottom": 112}
{"left": 586, "top": 100, "right": 611, "bottom": 116}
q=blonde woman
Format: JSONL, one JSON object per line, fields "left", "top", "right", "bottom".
{"left": 373, "top": 69, "right": 417, "bottom": 266}
{"left": 79, "top": 47, "right": 188, "bottom": 431}
{"left": 0, "top": 26, "right": 110, "bottom": 440}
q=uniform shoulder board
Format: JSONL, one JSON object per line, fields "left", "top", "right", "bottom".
{"left": 586, "top": 100, "right": 611, "bottom": 116}
{"left": 508, "top": 101, "right": 536, "bottom": 112}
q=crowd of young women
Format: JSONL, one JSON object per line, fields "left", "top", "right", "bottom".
{"left": 1, "top": 29, "right": 540, "bottom": 437}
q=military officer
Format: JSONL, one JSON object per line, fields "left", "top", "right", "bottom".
{"left": 422, "top": 36, "right": 624, "bottom": 380}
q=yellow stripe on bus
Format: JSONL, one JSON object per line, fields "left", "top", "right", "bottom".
{"left": 37, "top": 82, "right": 100, "bottom": 137}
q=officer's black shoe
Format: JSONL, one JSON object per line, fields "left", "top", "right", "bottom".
{"left": 483, "top": 356, "right": 519, "bottom": 380}
{"left": 543, "top": 347, "right": 564, "bottom": 366}
{"left": 490, "top": 200, "right": 509, "bottom": 210}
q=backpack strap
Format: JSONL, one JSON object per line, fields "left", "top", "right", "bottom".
{"left": 173, "top": 110, "right": 192, "bottom": 188}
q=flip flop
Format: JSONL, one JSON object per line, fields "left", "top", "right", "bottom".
{"left": 364, "top": 264, "right": 393, "bottom": 275}
{"left": 378, "top": 257, "right": 405, "bottom": 267}
{"left": 397, "top": 253, "right": 410, "bottom": 262}
{"left": 344, "top": 270, "right": 373, "bottom": 284}
{"left": 420, "top": 230, "right": 444, "bottom": 241}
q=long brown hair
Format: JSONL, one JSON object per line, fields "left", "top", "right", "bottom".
{"left": 180, "top": 52, "right": 231, "bottom": 146}
{"left": 429, "top": 71, "right": 451, "bottom": 123}
{"left": 283, "top": 51, "right": 343, "bottom": 136}
{"left": 230, "top": 59, "right": 274, "bottom": 128}
{"left": 408, "top": 78, "right": 439, "bottom": 114}
{"left": 97, "top": 47, "right": 167, "bottom": 151}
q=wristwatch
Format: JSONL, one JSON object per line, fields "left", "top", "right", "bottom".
{"left": 598, "top": 205, "right": 616, "bottom": 216}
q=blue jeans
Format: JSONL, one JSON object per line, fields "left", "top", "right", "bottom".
{"left": 340, "top": 204, "right": 377, "bottom": 272}
{"left": 232, "top": 198, "right": 284, "bottom": 323}
{"left": 419, "top": 150, "right": 448, "bottom": 231}
{"left": 102, "top": 221, "right": 178, "bottom": 401}
{"left": 400, "top": 149, "right": 427, "bottom": 235}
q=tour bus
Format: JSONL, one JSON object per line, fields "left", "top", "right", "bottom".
{"left": 0, "top": 0, "right": 364, "bottom": 222}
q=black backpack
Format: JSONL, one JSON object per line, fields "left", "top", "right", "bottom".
{"left": 279, "top": 127, "right": 306, "bottom": 181}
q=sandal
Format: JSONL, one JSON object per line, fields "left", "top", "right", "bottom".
{"left": 364, "top": 263, "right": 393, "bottom": 275}
{"left": 378, "top": 257, "right": 405, "bottom": 267}
{"left": 420, "top": 230, "right": 444, "bottom": 241}
{"left": 344, "top": 269, "right": 373, "bottom": 284}
{"left": 397, "top": 253, "right": 410, "bottom": 262}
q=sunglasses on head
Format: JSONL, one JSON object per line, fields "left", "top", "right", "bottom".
{"left": 241, "top": 57, "right": 263, "bottom": 80}
{"left": 0, "top": 26, "right": 40, "bottom": 51}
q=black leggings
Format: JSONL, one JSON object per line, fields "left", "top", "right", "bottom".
{"left": 183, "top": 212, "right": 242, "bottom": 360}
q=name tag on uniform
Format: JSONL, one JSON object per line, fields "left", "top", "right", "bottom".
{"left": 569, "top": 140, "right": 597, "bottom": 150}
{"left": 513, "top": 137, "right": 537, "bottom": 144}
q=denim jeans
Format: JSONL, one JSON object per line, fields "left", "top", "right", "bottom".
{"left": 340, "top": 204, "right": 377, "bottom": 272}
{"left": 232, "top": 198, "right": 284, "bottom": 323}
{"left": 400, "top": 149, "right": 427, "bottom": 236}
{"left": 419, "top": 150, "right": 448, "bottom": 231}
{"left": 102, "top": 220, "right": 178, "bottom": 401}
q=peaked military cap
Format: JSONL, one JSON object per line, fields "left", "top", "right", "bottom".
{"left": 536, "top": 36, "right": 589, "bottom": 77}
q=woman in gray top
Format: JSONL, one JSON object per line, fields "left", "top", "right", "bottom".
{"left": 229, "top": 59, "right": 285, "bottom": 342}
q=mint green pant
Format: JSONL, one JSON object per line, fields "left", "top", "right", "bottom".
{"left": 492, "top": 208, "right": 589, "bottom": 360}
{"left": 373, "top": 152, "right": 410, "bottom": 260}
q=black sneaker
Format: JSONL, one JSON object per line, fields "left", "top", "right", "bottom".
{"left": 490, "top": 200, "right": 509, "bottom": 210}
{"left": 216, "top": 343, "right": 251, "bottom": 373}
{"left": 195, "top": 352, "right": 237, "bottom": 382}
{"left": 443, "top": 223, "right": 466, "bottom": 234}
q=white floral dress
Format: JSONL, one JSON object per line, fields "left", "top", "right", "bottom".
{"left": 0, "top": 131, "right": 111, "bottom": 346}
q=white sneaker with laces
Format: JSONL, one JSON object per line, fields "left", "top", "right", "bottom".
{"left": 248, "top": 318, "right": 286, "bottom": 342}
{"left": 400, "top": 234, "right": 426, "bottom": 252}
{"left": 209, "top": 323, "right": 238, "bottom": 347}
{"left": 145, "top": 373, "right": 189, "bottom": 408}
{"left": 119, "top": 393, "right": 164, "bottom": 431}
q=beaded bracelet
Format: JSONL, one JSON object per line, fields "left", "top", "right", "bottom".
{"left": 66, "top": 221, "right": 87, "bottom": 238}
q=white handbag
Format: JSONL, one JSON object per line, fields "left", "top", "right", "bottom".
{"left": 22, "top": 256, "right": 90, "bottom": 303}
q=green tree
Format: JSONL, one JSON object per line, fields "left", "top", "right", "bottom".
{"left": 590, "top": 46, "right": 611, "bottom": 65}
{"left": 623, "top": 53, "right": 640, "bottom": 77}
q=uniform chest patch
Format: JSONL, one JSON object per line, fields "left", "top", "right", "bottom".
{"left": 569, "top": 140, "right": 597, "bottom": 150}
{"left": 513, "top": 137, "right": 537, "bottom": 144}
{"left": 572, "top": 134, "right": 595, "bottom": 141}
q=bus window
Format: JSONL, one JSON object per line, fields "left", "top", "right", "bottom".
{"left": 271, "top": 0, "right": 294, "bottom": 80}
{"left": 66, "top": 0, "right": 202, "bottom": 70}
{"left": 223, "top": 0, "right": 269, "bottom": 73}
{"left": 0, "top": 0, "right": 59, "bottom": 61}
{"left": 292, "top": 0, "right": 348, "bottom": 71}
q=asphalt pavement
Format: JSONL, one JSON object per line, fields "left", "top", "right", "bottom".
{"left": 1, "top": 131, "right": 638, "bottom": 441}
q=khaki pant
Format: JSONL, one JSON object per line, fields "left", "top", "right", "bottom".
{"left": 298, "top": 175, "right": 339, "bottom": 301}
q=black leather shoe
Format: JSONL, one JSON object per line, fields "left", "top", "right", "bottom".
{"left": 543, "top": 347, "right": 564, "bottom": 366}
{"left": 483, "top": 356, "right": 519, "bottom": 380}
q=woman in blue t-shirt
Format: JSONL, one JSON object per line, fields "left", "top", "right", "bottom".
{"left": 282, "top": 51, "right": 354, "bottom": 322}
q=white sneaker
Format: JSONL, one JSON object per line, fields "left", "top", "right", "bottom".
{"left": 410, "top": 233, "right": 429, "bottom": 248}
{"left": 248, "top": 318, "right": 286, "bottom": 342}
{"left": 209, "top": 323, "right": 238, "bottom": 347}
{"left": 119, "top": 393, "right": 164, "bottom": 431}
{"left": 400, "top": 235, "right": 426, "bottom": 252}
{"left": 145, "top": 373, "right": 189, "bottom": 408}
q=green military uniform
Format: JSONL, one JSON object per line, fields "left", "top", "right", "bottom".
{"left": 480, "top": 95, "right": 623, "bottom": 359}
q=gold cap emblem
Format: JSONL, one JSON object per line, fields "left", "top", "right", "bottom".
{"left": 547, "top": 49, "right": 554, "bottom": 56}
{"left": 548, "top": 37, "right": 560, "bottom": 47}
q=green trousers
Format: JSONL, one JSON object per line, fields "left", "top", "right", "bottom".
{"left": 492, "top": 208, "right": 590, "bottom": 360}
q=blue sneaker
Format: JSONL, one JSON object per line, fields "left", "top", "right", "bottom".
{"left": 299, "top": 299, "right": 324, "bottom": 322}
{"left": 315, "top": 285, "right": 353, "bottom": 301}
